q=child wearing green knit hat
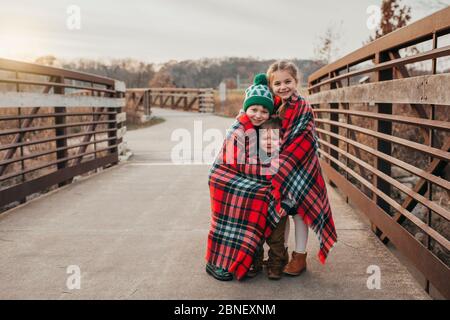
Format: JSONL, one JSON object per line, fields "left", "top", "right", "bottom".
{"left": 243, "top": 73, "right": 275, "bottom": 114}
{"left": 205, "top": 74, "right": 279, "bottom": 282}
{"left": 242, "top": 73, "right": 275, "bottom": 127}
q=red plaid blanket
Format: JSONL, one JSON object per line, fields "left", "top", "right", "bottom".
{"left": 206, "top": 113, "right": 271, "bottom": 280}
{"left": 206, "top": 95, "right": 337, "bottom": 280}
{"left": 270, "top": 93, "right": 338, "bottom": 264}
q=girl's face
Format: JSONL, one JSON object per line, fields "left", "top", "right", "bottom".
{"left": 270, "top": 70, "right": 298, "bottom": 101}
{"left": 245, "top": 105, "right": 270, "bottom": 126}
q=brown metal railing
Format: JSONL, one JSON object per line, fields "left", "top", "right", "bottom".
{"left": 126, "top": 87, "right": 214, "bottom": 121}
{"left": 0, "top": 58, "right": 126, "bottom": 210}
{"left": 308, "top": 7, "right": 450, "bottom": 298}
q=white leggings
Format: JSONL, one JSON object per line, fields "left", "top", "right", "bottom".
{"left": 284, "top": 215, "right": 309, "bottom": 253}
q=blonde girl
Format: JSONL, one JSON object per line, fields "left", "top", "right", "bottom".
{"left": 266, "top": 60, "right": 337, "bottom": 276}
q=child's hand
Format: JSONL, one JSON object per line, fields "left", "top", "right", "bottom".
{"left": 278, "top": 207, "right": 287, "bottom": 216}
{"left": 236, "top": 109, "right": 245, "bottom": 120}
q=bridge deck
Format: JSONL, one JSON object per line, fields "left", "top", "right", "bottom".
{"left": 0, "top": 108, "right": 429, "bottom": 299}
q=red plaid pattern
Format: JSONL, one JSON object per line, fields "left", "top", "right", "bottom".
{"left": 206, "top": 114, "right": 271, "bottom": 280}
{"left": 270, "top": 92, "right": 337, "bottom": 264}
{"left": 206, "top": 95, "right": 337, "bottom": 280}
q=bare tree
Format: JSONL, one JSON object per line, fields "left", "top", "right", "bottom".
{"left": 149, "top": 70, "right": 176, "bottom": 88}
{"left": 314, "top": 21, "right": 343, "bottom": 64}
{"left": 369, "top": 0, "right": 411, "bottom": 41}
{"left": 35, "top": 55, "right": 58, "bottom": 67}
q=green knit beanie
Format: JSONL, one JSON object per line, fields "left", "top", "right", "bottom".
{"left": 243, "top": 73, "right": 275, "bottom": 114}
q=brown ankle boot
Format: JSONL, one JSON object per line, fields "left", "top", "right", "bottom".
{"left": 283, "top": 251, "right": 307, "bottom": 276}
{"left": 266, "top": 247, "right": 288, "bottom": 280}
{"left": 267, "top": 264, "right": 283, "bottom": 280}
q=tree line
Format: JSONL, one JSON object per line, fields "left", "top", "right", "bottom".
{"left": 34, "top": 55, "right": 323, "bottom": 89}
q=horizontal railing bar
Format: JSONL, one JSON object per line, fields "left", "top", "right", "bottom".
{"left": 0, "top": 137, "right": 116, "bottom": 167}
{"left": 0, "top": 78, "right": 115, "bottom": 93}
{"left": 0, "top": 153, "right": 118, "bottom": 208}
{"left": 0, "top": 58, "right": 116, "bottom": 86}
{"left": 4, "top": 119, "right": 115, "bottom": 134}
{"left": 0, "top": 120, "right": 116, "bottom": 137}
{"left": 319, "top": 138, "right": 450, "bottom": 222}
{"left": 0, "top": 128, "right": 117, "bottom": 152}
{"left": 308, "top": 45, "right": 450, "bottom": 91}
{"left": 318, "top": 149, "right": 450, "bottom": 251}
{"left": 0, "top": 145, "right": 117, "bottom": 182}
{"left": 308, "top": 74, "right": 450, "bottom": 106}
{"left": 314, "top": 109, "right": 450, "bottom": 131}
{"left": 316, "top": 127, "right": 450, "bottom": 191}
{"left": 316, "top": 128, "right": 450, "bottom": 191}
{"left": 0, "top": 112, "right": 115, "bottom": 122}
{"left": 0, "top": 92, "right": 125, "bottom": 108}
{"left": 316, "top": 118, "right": 450, "bottom": 161}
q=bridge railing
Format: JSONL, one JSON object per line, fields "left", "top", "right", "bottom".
{"left": 308, "top": 7, "right": 450, "bottom": 298}
{"left": 0, "top": 58, "right": 126, "bottom": 211}
{"left": 126, "top": 88, "right": 214, "bottom": 119}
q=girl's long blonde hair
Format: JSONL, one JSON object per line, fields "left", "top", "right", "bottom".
{"left": 266, "top": 60, "right": 300, "bottom": 118}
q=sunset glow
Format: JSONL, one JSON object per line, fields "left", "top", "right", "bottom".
{"left": 0, "top": 28, "right": 43, "bottom": 60}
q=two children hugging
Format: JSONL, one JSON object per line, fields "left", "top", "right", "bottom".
{"left": 239, "top": 70, "right": 310, "bottom": 280}
{"left": 206, "top": 60, "right": 337, "bottom": 281}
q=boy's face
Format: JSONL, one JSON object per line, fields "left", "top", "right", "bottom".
{"left": 245, "top": 105, "right": 270, "bottom": 126}
{"left": 260, "top": 128, "right": 280, "bottom": 154}
{"left": 270, "top": 70, "right": 298, "bottom": 101}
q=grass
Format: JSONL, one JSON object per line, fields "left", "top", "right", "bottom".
{"left": 213, "top": 89, "right": 244, "bottom": 118}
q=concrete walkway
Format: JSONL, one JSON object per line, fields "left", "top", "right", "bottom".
{"left": 0, "top": 108, "right": 429, "bottom": 299}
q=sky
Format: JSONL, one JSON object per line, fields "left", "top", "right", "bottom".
{"left": 0, "top": 0, "right": 448, "bottom": 64}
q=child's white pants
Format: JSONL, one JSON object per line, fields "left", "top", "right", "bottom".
{"left": 284, "top": 214, "right": 309, "bottom": 253}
